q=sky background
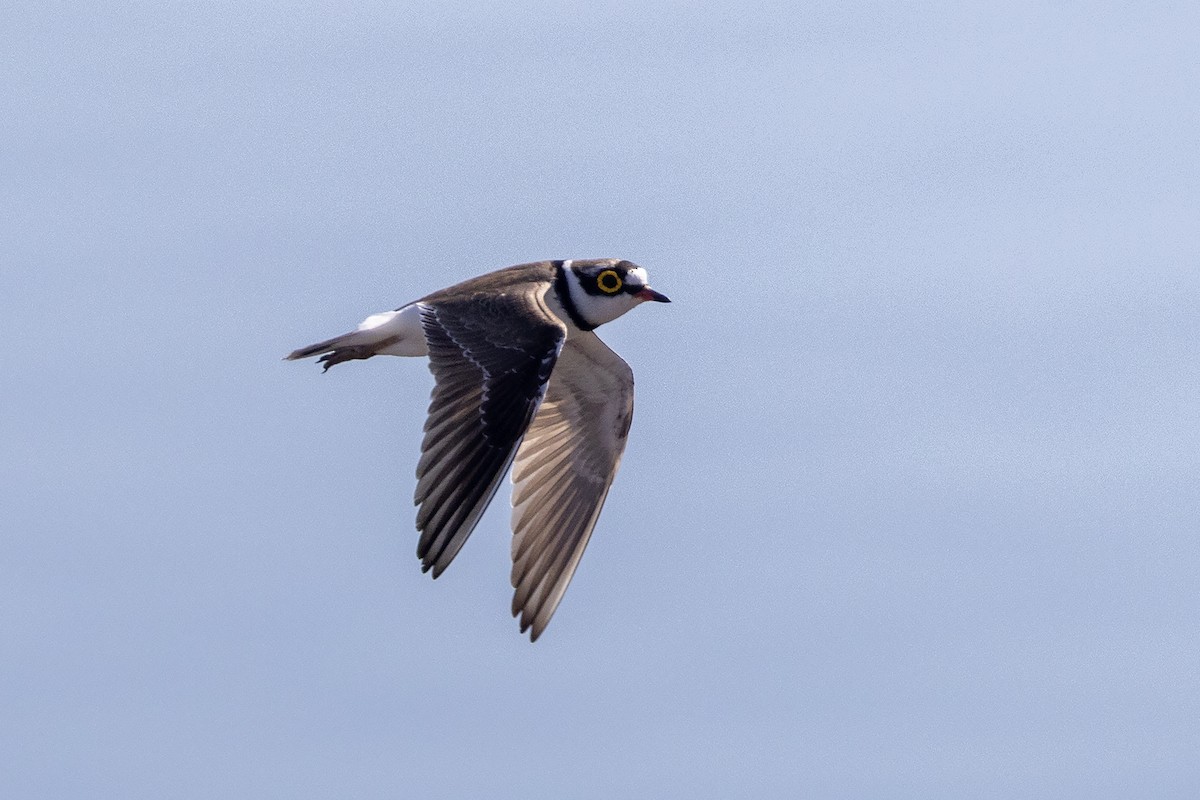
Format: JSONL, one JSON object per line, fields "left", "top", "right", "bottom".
{"left": 3, "top": 2, "right": 1199, "bottom": 797}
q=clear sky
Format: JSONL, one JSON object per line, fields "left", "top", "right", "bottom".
{"left": 4, "top": 2, "right": 1199, "bottom": 797}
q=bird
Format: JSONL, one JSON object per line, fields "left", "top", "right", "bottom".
{"left": 286, "top": 259, "right": 670, "bottom": 641}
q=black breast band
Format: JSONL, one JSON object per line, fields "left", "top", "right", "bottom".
{"left": 552, "top": 261, "right": 597, "bottom": 332}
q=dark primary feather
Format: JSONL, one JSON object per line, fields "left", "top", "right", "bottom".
{"left": 414, "top": 287, "right": 565, "bottom": 577}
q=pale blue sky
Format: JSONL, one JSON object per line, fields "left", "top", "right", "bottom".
{"left": 4, "top": 2, "right": 1199, "bottom": 797}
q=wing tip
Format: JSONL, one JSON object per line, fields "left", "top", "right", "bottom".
{"left": 513, "top": 599, "right": 551, "bottom": 642}
{"left": 514, "top": 610, "right": 544, "bottom": 643}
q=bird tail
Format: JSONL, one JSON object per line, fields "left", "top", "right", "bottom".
{"left": 286, "top": 304, "right": 427, "bottom": 371}
{"left": 284, "top": 328, "right": 400, "bottom": 372}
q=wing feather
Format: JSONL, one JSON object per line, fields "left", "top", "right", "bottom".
{"left": 508, "top": 332, "right": 635, "bottom": 640}
{"left": 414, "top": 289, "right": 565, "bottom": 577}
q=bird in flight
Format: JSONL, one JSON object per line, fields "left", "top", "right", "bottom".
{"left": 287, "top": 259, "right": 670, "bottom": 640}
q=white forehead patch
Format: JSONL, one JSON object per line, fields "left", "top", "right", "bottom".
{"left": 627, "top": 266, "right": 649, "bottom": 288}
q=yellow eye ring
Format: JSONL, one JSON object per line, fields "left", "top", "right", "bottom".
{"left": 596, "top": 269, "right": 623, "bottom": 294}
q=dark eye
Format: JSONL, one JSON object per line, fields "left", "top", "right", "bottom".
{"left": 595, "top": 269, "right": 623, "bottom": 294}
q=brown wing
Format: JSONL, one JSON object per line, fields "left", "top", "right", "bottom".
{"left": 509, "top": 332, "right": 635, "bottom": 641}
{"left": 414, "top": 287, "right": 566, "bottom": 577}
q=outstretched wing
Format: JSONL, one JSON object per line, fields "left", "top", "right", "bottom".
{"left": 414, "top": 288, "right": 566, "bottom": 577}
{"left": 509, "top": 332, "right": 635, "bottom": 641}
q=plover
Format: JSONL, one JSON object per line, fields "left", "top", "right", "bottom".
{"left": 287, "top": 259, "right": 669, "bottom": 640}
